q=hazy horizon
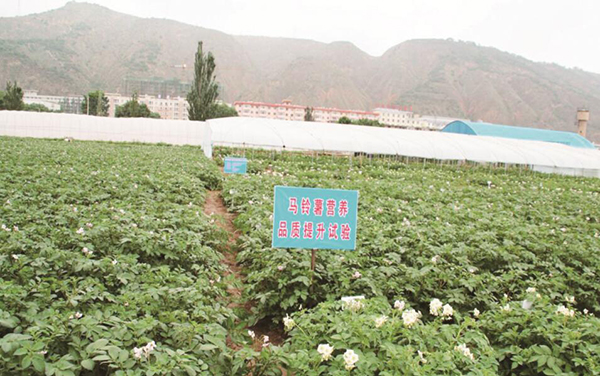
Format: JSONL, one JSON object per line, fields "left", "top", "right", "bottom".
{"left": 1, "top": 0, "right": 599, "bottom": 75}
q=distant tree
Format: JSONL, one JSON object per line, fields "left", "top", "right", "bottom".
{"left": 187, "top": 41, "right": 219, "bottom": 121}
{"left": 24, "top": 103, "right": 52, "bottom": 112}
{"left": 3, "top": 81, "right": 24, "bottom": 111}
{"left": 338, "top": 116, "right": 352, "bottom": 124}
{"left": 0, "top": 91, "right": 5, "bottom": 110}
{"left": 210, "top": 103, "right": 238, "bottom": 119}
{"left": 81, "top": 90, "right": 109, "bottom": 116}
{"left": 355, "top": 118, "right": 381, "bottom": 127}
{"left": 304, "top": 106, "right": 314, "bottom": 122}
{"left": 115, "top": 93, "right": 160, "bottom": 119}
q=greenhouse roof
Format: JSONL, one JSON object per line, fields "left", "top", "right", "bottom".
{"left": 208, "top": 117, "right": 600, "bottom": 177}
{"left": 441, "top": 120, "right": 595, "bottom": 149}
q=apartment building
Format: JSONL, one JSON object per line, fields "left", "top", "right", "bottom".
{"left": 107, "top": 93, "right": 189, "bottom": 120}
{"left": 23, "top": 90, "right": 84, "bottom": 114}
{"left": 234, "top": 100, "right": 378, "bottom": 123}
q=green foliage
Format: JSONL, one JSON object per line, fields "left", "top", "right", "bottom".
{"left": 337, "top": 117, "right": 382, "bottom": 127}
{"left": 304, "top": 107, "right": 314, "bottom": 122}
{"left": 23, "top": 103, "right": 53, "bottom": 113}
{"left": 210, "top": 103, "right": 238, "bottom": 119}
{"left": 217, "top": 147, "right": 600, "bottom": 375}
{"left": 0, "top": 90, "right": 5, "bottom": 110}
{"left": 3, "top": 81, "right": 24, "bottom": 111}
{"left": 187, "top": 42, "right": 219, "bottom": 121}
{"left": 0, "top": 138, "right": 243, "bottom": 375}
{"left": 81, "top": 91, "right": 109, "bottom": 116}
{"left": 115, "top": 93, "right": 160, "bottom": 119}
{"left": 338, "top": 116, "right": 352, "bottom": 124}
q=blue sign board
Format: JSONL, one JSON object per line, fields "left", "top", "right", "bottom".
{"left": 272, "top": 186, "right": 359, "bottom": 250}
{"left": 224, "top": 157, "right": 248, "bottom": 174}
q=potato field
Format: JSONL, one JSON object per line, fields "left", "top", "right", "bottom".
{"left": 1, "top": 137, "right": 600, "bottom": 375}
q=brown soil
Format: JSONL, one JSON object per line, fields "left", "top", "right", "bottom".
{"left": 203, "top": 190, "right": 285, "bottom": 349}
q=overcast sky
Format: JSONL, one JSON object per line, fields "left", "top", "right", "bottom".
{"left": 2, "top": 0, "right": 599, "bottom": 74}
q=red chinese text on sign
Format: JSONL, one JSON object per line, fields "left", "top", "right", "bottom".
{"left": 291, "top": 221, "right": 301, "bottom": 239}
{"left": 313, "top": 198, "right": 324, "bottom": 216}
{"left": 338, "top": 200, "right": 349, "bottom": 217}
{"left": 341, "top": 224, "right": 351, "bottom": 240}
{"left": 326, "top": 199, "right": 336, "bottom": 217}
{"left": 303, "top": 221, "right": 314, "bottom": 239}
{"left": 288, "top": 197, "right": 298, "bottom": 215}
{"left": 316, "top": 222, "right": 326, "bottom": 240}
{"left": 328, "top": 223, "right": 339, "bottom": 240}
{"left": 301, "top": 197, "right": 311, "bottom": 215}
{"left": 278, "top": 221, "right": 288, "bottom": 238}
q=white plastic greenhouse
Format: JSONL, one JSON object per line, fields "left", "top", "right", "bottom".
{"left": 1, "top": 111, "right": 600, "bottom": 178}
{"left": 208, "top": 117, "right": 600, "bottom": 178}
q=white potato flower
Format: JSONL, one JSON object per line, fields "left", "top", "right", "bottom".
{"left": 455, "top": 343, "right": 474, "bottom": 361}
{"left": 402, "top": 309, "right": 422, "bottom": 328}
{"left": 343, "top": 349, "right": 359, "bottom": 370}
{"left": 393, "top": 300, "right": 405, "bottom": 311}
{"left": 317, "top": 344, "right": 334, "bottom": 361}
{"left": 283, "top": 315, "right": 295, "bottom": 331}
{"left": 374, "top": 315, "right": 388, "bottom": 328}
{"left": 430, "top": 298, "right": 443, "bottom": 316}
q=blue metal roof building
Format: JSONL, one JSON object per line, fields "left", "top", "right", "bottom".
{"left": 441, "top": 120, "right": 595, "bottom": 149}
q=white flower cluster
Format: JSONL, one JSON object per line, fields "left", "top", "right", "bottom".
{"left": 556, "top": 305, "right": 575, "bottom": 317}
{"left": 248, "top": 330, "right": 256, "bottom": 339}
{"left": 565, "top": 295, "right": 576, "bottom": 304}
{"left": 393, "top": 300, "right": 405, "bottom": 311}
{"left": 374, "top": 315, "right": 388, "bottom": 328}
{"left": 501, "top": 304, "right": 512, "bottom": 313}
{"left": 317, "top": 343, "right": 334, "bottom": 361}
{"left": 473, "top": 308, "right": 480, "bottom": 318}
{"left": 262, "top": 336, "right": 270, "bottom": 348}
{"left": 430, "top": 299, "right": 454, "bottom": 320}
{"left": 431, "top": 255, "right": 440, "bottom": 264}
{"left": 1, "top": 224, "right": 12, "bottom": 232}
{"left": 455, "top": 343, "right": 475, "bottom": 361}
{"left": 417, "top": 350, "right": 427, "bottom": 364}
{"left": 277, "top": 265, "right": 285, "bottom": 271}
{"left": 82, "top": 247, "right": 93, "bottom": 256}
{"left": 351, "top": 271, "right": 362, "bottom": 279}
{"left": 133, "top": 341, "right": 156, "bottom": 360}
{"left": 342, "top": 297, "right": 365, "bottom": 312}
{"left": 69, "top": 312, "right": 83, "bottom": 320}
{"left": 343, "top": 349, "right": 359, "bottom": 370}
{"left": 402, "top": 309, "right": 422, "bottom": 328}
{"left": 526, "top": 287, "right": 536, "bottom": 293}
{"left": 76, "top": 227, "right": 85, "bottom": 235}
{"left": 283, "top": 315, "right": 295, "bottom": 331}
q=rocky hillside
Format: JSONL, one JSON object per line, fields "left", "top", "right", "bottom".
{"left": 1, "top": 2, "right": 598, "bottom": 141}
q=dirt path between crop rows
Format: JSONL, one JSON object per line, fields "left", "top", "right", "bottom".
{"left": 203, "top": 190, "right": 285, "bottom": 351}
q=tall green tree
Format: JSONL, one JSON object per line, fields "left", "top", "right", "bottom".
{"left": 0, "top": 91, "right": 5, "bottom": 110}
{"left": 115, "top": 93, "right": 160, "bottom": 119}
{"left": 81, "top": 91, "right": 109, "bottom": 116}
{"left": 187, "top": 41, "right": 219, "bottom": 121}
{"left": 3, "top": 81, "right": 24, "bottom": 111}
{"left": 304, "top": 106, "right": 314, "bottom": 122}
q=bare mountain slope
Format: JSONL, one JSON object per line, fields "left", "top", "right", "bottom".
{"left": 0, "top": 2, "right": 598, "bottom": 141}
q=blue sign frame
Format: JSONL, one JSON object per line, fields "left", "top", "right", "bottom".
{"left": 224, "top": 157, "right": 248, "bottom": 174}
{"left": 272, "top": 186, "right": 358, "bottom": 250}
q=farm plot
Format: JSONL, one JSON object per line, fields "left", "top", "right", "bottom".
{"left": 0, "top": 138, "right": 243, "bottom": 375}
{"left": 220, "top": 149, "right": 600, "bottom": 375}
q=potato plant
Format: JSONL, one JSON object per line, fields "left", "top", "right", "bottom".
{"left": 0, "top": 138, "right": 237, "bottom": 375}
{"left": 219, "top": 148, "right": 600, "bottom": 374}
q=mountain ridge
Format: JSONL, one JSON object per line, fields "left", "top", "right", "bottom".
{"left": 0, "top": 2, "right": 598, "bottom": 141}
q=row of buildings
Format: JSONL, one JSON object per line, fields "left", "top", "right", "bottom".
{"left": 234, "top": 100, "right": 459, "bottom": 130}
{"left": 23, "top": 90, "right": 460, "bottom": 130}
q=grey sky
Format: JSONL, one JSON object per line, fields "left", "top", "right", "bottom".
{"left": 2, "top": 0, "right": 599, "bottom": 74}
